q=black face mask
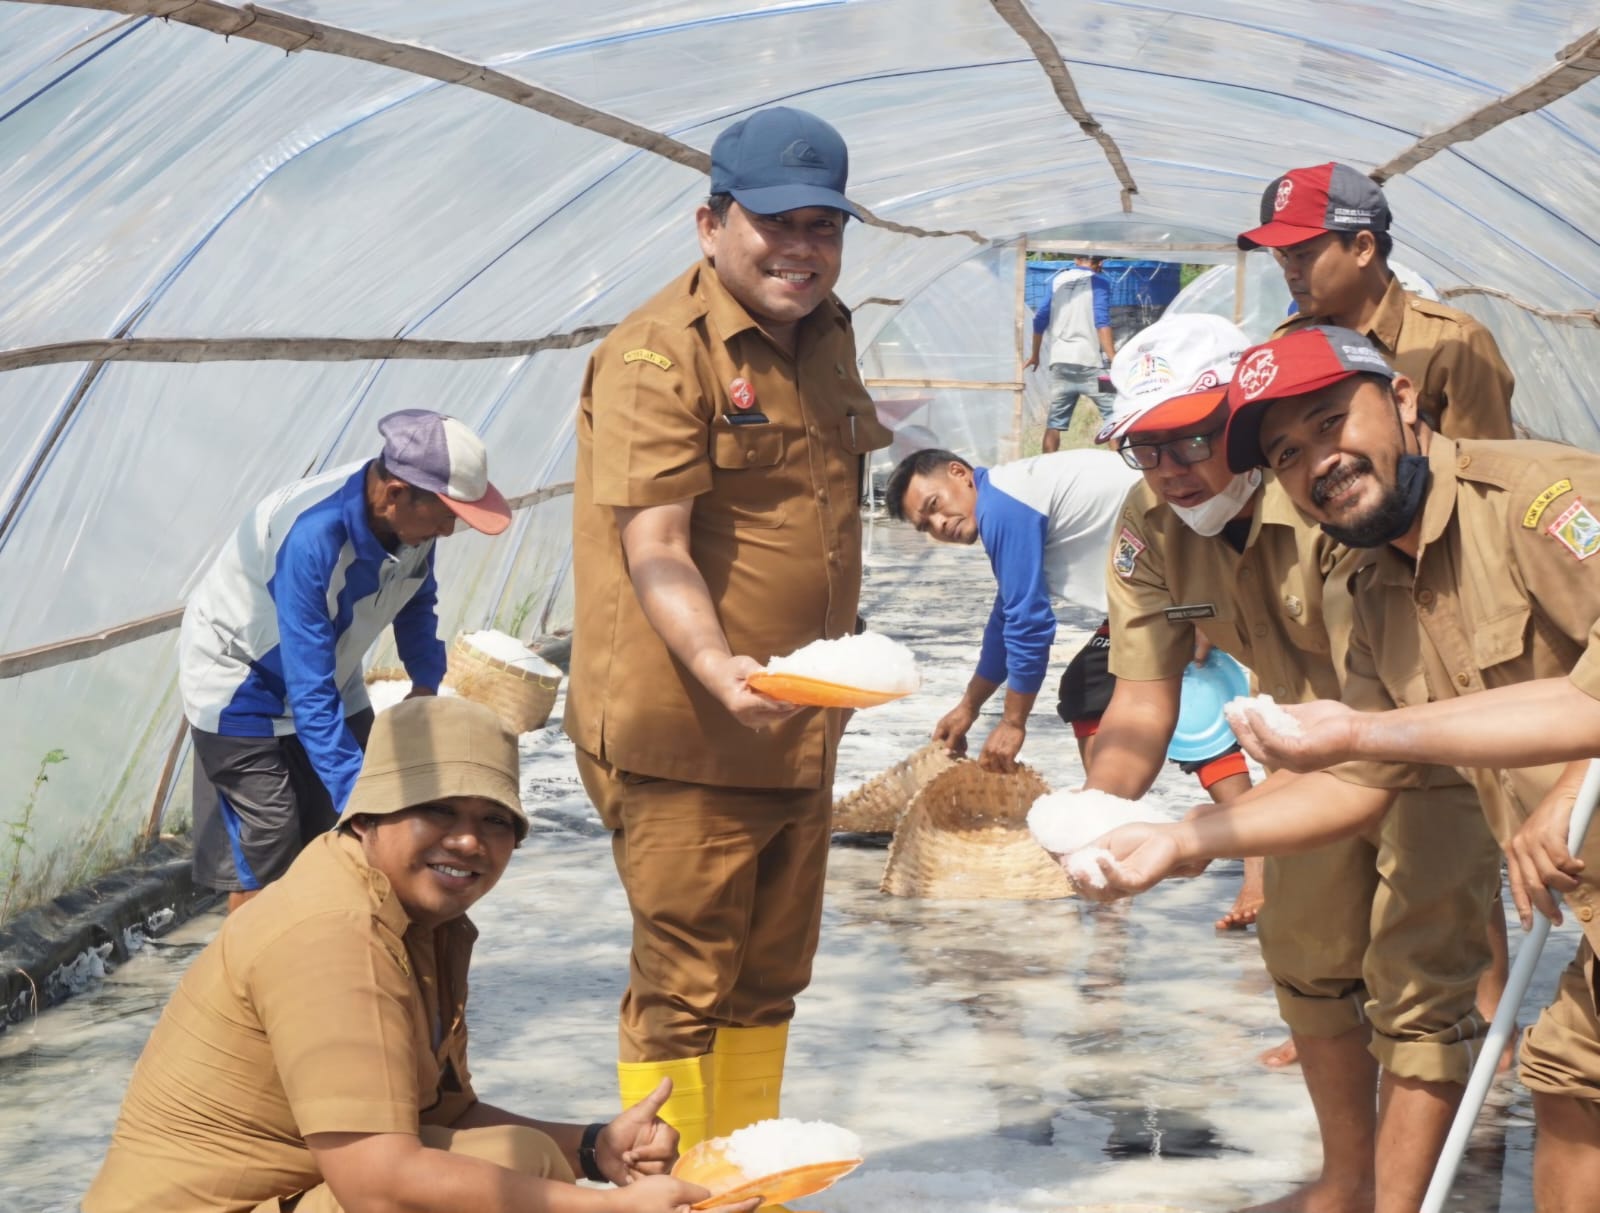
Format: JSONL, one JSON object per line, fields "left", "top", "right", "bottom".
{"left": 1319, "top": 452, "right": 1431, "bottom": 548}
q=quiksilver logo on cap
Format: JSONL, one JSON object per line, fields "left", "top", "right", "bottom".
{"left": 782, "top": 139, "right": 827, "bottom": 168}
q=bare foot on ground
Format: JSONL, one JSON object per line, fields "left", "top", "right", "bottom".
{"left": 1238, "top": 1177, "right": 1373, "bottom": 1213}
{"left": 1258, "top": 1038, "right": 1300, "bottom": 1068}
{"left": 1216, "top": 881, "right": 1265, "bottom": 930}
{"left": 1217, "top": 857, "right": 1266, "bottom": 930}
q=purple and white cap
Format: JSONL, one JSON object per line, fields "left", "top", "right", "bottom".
{"left": 377, "top": 409, "right": 511, "bottom": 535}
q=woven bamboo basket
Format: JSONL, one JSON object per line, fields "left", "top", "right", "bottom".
{"left": 443, "top": 635, "right": 561, "bottom": 734}
{"left": 880, "top": 761, "right": 1071, "bottom": 900}
{"left": 832, "top": 741, "right": 958, "bottom": 833}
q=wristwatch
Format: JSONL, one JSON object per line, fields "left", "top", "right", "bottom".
{"left": 578, "top": 1121, "right": 609, "bottom": 1183}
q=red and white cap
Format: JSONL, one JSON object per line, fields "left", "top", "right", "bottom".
{"left": 1223, "top": 326, "right": 1397, "bottom": 472}
{"left": 1095, "top": 313, "right": 1250, "bottom": 447}
{"left": 377, "top": 409, "right": 512, "bottom": 535}
{"left": 1237, "top": 162, "right": 1391, "bottom": 250}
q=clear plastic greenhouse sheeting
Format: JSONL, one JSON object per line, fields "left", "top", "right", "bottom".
{"left": 3, "top": 0, "right": 1600, "bottom": 916}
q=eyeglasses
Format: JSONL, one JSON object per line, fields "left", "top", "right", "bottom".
{"left": 1117, "top": 428, "right": 1222, "bottom": 470}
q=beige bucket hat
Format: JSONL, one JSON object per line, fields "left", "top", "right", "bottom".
{"left": 344, "top": 696, "right": 527, "bottom": 839}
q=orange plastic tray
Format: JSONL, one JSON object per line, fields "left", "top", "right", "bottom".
{"left": 673, "top": 1137, "right": 862, "bottom": 1209}
{"left": 746, "top": 670, "right": 909, "bottom": 709}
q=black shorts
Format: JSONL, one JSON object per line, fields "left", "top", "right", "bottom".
{"left": 1055, "top": 621, "right": 1242, "bottom": 772}
{"left": 1057, "top": 620, "right": 1114, "bottom": 728}
{"left": 189, "top": 709, "right": 375, "bottom": 893}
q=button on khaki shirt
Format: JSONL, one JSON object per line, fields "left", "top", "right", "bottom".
{"left": 1332, "top": 436, "right": 1600, "bottom": 947}
{"left": 565, "top": 260, "right": 892, "bottom": 789}
{"left": 1105, "top": 476, "right": 1426, "bottom": 789}
{"left": 84, "top": 833, "right": 478, "bottom": 1213}
{"left": 1277, "top": 275, "right": 1515, "bottom": 440}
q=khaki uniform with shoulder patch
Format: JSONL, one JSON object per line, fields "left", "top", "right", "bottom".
{"left": 1107, "top": 476, "right": 1500, "bottom": 1081}
{"left": 83, "top": 832, "right": 569, "bottom": 1213}
{"left": 1332, "top": 436, "right": 1600, "bottom": 1100}
{"left": 565, "top": 259, "right": 891, "bottom": 1132}
{"left": 1277, "top": 275, "right": 1515, "bottom": 440}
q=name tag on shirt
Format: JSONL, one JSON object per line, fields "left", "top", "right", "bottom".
{"left": 722, "top": 412, "right": 771, "bottom": 426}
{"left": 1164, "top": 604, "right": 1217, "bottom": 622}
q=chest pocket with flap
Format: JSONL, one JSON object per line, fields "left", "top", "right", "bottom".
{"left": 706, "top": 424, "right": 786, "bottom": 529}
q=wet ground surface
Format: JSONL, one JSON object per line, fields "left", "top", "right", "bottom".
{"left": 0, "top": 519, "right": 1574, "bottom": 1211}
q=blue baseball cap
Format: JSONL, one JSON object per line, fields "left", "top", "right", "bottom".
{"left": 709, "top": 106, "right": 860, "bottom": 219}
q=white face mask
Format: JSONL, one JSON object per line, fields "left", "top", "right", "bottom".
{"left": 1171, "top": 469, "right": 1262, "bottom": 537}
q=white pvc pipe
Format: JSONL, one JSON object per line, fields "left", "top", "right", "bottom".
{"left": 1420, "top": 757, "right": 1600, "bottom": 1213}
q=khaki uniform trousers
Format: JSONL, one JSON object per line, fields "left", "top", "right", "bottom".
{"left": 267, "top": 1124, "right": 574, "bottom": 1211}
{"left": 1522, "top": 943, "right": 1600, "bottom": 1102}
{"left": 576, "top": 747, "right": 833, "bottom": 1061}
{"left": 1256, "top": 781, "right": 1500, "bottom": 1083}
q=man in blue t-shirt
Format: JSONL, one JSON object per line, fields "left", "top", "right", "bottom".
{"left": 1024, "top": 255, "right": 1116, "bottom": 452}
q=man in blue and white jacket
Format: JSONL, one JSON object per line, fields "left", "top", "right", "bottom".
{"left": 887, "top": 441, "right": 1263, "bottom": 928}
{"left": 1023, "top": 255, "right": 1117, "bottom": 453}
{"left": 888, "top": 446, "right": 1137, "bottom": 769}
{"left": 179, "top": 409, "right": 511, "bottom": 909}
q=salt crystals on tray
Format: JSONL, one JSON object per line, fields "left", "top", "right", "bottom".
{"left": 766, "top": 632, "right": 919, "bottom": 693}
{"left": 461, "top": 629, "right": 563, "bottom": 678}
{"left": 724, "top": 1118, "right": 864, "bottom": 1176}
{"left": 1224, "top": 693, "right": 1304, "bottom": 738}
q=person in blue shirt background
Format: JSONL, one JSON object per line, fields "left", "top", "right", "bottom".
{"left": 1023, "top": 254, "right": 1117, "bottom": 452}
{"left": 178, "top": 408, "right": 511, "bottom": 910}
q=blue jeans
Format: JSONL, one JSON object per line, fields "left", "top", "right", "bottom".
{"left": 1047, "top": 362, "right": 1113, "bottom": 431}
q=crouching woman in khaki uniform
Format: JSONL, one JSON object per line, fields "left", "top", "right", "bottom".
{"left": 83, "top": 697, "right": 755, "bottom": 1213}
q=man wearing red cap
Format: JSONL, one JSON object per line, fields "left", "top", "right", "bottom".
{"left": 1239, "top": 161, "right": 1515, "bottom": 441}
{"left": 566, "top": 105, "right": 892, "bottom": 1155}
{"left": 1080, "top": 314, "right": 1499, "bottom": 1213}
{"left": 180, "top": 409, "right": 512, "bottom": 912}
{"left": 1084, "top": 322, "right": 1600, "bottom": 1211}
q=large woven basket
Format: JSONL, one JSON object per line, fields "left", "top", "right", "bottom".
{"left": 443, "top": 634, "right": 560, "bottom": 734}
{"left": 880, "top": 761, "right": 1071, "bottom": 900}
{"left": 832, "top": 741, "right": 958, "bottom": 833}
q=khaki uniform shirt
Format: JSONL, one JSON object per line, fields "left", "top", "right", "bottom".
{"left": 565, "top": 260, "right": 892, "bottom": 789}
{"left": 1105, "top": 476, "right": 1426, "bottom": 789}
{"left": 1276, "top": 275, "right": 1515, "bottom": 440}
{"left": 1333, "top": 436, "right": 1600, "bottom": 946}
{"left": 84, "top": 833, "right": 478, "bottom": 1213}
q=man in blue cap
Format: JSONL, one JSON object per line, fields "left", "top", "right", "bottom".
{"left": 566, "top": 107, "right": 892, "bottom": 1150}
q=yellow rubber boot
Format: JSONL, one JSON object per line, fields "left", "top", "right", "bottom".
{"left": 709, "top": 1023, "right": 788, "bottom": 1137}
{"left": 618, "top": 1054, "right": 713, "bottom": 1153}
{"left": 711, "top": 1027, "right": 796, "bottom": 1210}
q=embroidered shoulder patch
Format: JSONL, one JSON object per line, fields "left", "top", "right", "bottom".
{"left": 1113, "top": 527, "right": 1146, "bottom": 579}
{"left": 1523, "top": 478, "right": 1573, "bottom": 529}
{"left": 1546, "top": 498, "right": 1600, "bottom": 562}
{"left": 623, "top": 348, "right": 673, "bottom": 371}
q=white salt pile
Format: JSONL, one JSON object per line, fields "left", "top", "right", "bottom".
{"left": 1063, "top": 845, "right": 1116, "bottom": 890}
{"left": 461, "top": 629, "right": 564, "bottom": 679}
{"left": 1025, "top": 787, "right": 1166, "bottom": 855}
{"left": 766, "top": 631, "right": 920, "bottom": 693}
{"left": 724, "top": 1118, "right": 863, "bottom": 1176}
{"left": 366, "top": 678, "right": 457, "bottom": 715}
{"left": 1224, "top": 693, "right": 1304, "bottom": 738}
{"left": 1027, "top": 789, "right": 1170, "bottom": 894}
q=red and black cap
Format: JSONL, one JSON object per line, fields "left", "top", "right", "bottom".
{"left": 1237, "top": 162, "right": 1391, "bottom": 251}
{"left": 1223, "top": 326, "right": 1396, "bottom": 472}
